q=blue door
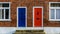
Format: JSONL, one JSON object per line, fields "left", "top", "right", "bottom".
{"left": 18, "top": 7, "right": 26, "bottom": 27}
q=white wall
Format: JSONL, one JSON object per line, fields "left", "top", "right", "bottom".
{"left": 0, "top": 27, "right": 60, "bottom": 34}
{"left": 44, "top": 27, "right": 60, "bottom": 34}
{"left": 0, "top": 27, "right": 16, "bottom": 34}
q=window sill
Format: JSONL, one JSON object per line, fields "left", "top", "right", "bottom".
{"left": 49, "top": 19, "right": 60, "bottom": 21}
{"left": 0, "top": 19, "right": 11, "bottom": 21}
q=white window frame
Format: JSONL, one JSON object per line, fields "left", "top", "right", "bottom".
{"left": 0, "top": 2, "right": 11, "bottom": 21}
{"left": 49, "top": 2, "right": 60, "bottom": 21}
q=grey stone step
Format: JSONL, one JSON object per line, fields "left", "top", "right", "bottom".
{"left": 16, "top": 30, "right": 44, "bottom": 32}
{"left": 13, "top": 32, "right": 45, "bottom": 34}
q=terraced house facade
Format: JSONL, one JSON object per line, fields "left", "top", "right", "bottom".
{"left": 0, "top": 0, "right": 60, "bottom": 34}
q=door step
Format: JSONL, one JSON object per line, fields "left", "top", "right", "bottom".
{"left": 14, "top": 32, "right": 45, "bottom": 34}
{"left": 13, "top": 30, "right": 45, "bottom": 34}
{"left": 16, "top": 30, "right": 44, "bottom": 32}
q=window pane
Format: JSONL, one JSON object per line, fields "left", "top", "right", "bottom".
{"left": 2, "top": 9, "right": 4, "bottom": 19}
{"left": 56, "top": 9, "right": 60, "bottom": 19}
{"left": 51, "top": 3, "right": 60, "bottom": 7}
{"left": 0, "top": 9, "right": 2, "bottom": 19}
{"left": 5, "top": 9, "right": 9, "bottom": 19}
{"left": 0, "top": 4, "right": 2, "bottom": 7}
{"left": 2, "top": 3, "right": 9, "bottom": 7}
{"left": 51, "top": 9, "right": 55, "bottom": 19}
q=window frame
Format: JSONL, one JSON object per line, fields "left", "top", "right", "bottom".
{"left": 49, "top": 2, "right": 60, "bottom": 21}
{"left": 0, "top": 2, "right": 11, "bottom": 21}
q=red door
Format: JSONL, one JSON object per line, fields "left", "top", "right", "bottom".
{"left": 33, "top": 7, "right": 43, "bottom": 27}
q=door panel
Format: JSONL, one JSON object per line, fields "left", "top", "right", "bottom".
{"left": 34, "top": 7, "right": 43, "bottom": 27}
{"left": 18, "top": 8, "right": 26, "bottom": 27}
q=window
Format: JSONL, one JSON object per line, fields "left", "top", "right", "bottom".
{"left": 49, "top": 2, "right": 60, "bottom": 21}
{"left": 0, "top": 2, "right": 11, "bottom": 21}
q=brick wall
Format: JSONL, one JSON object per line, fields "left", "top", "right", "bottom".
{"left": 0, "top": 0, "right": 60, "bottom": 27}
